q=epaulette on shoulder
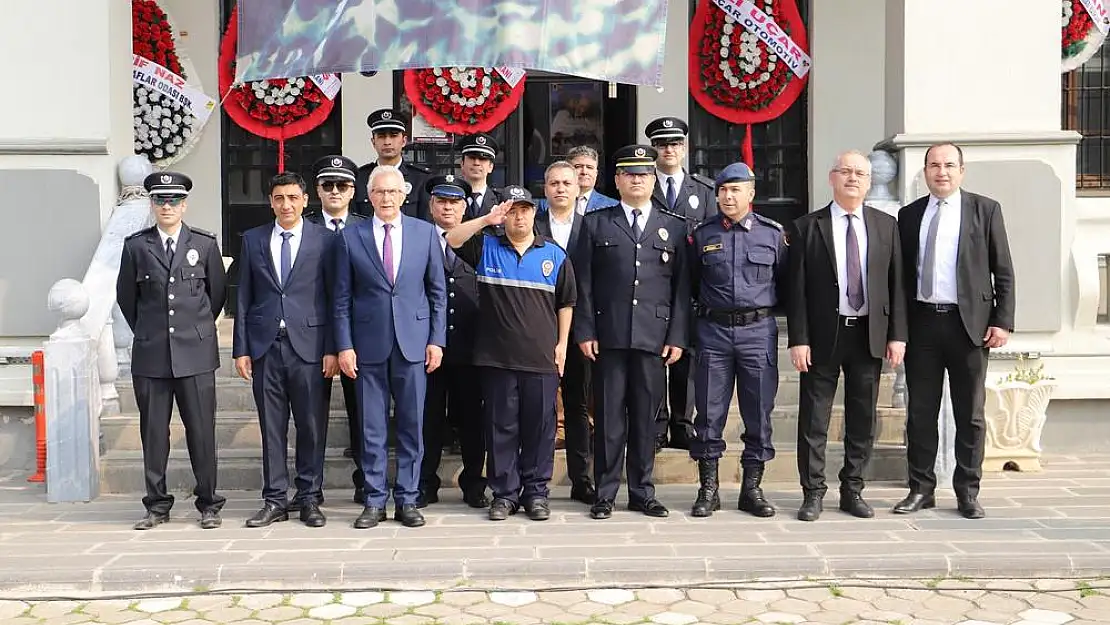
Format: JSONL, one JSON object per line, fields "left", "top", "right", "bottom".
{"left": 693, "top": 218, "right": 718, "bottom": 232}
{"left": 691, "top": 173, "right": 716, "bottom": 189}
{"left": 125, "top": 226, "right": 155, "bottom": 240}
{"left": 753, "top": 213, "right": 783, "bottom": 230}
{"left": 191, "top": 227, "right": 217, "bottom": 239}
{"left": 658, "top": 207, "right": 685, "bottom": 222}
{"left": 407, "top": 162, "right": 432, "bottom": 174}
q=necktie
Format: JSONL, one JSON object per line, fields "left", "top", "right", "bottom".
{"left": 845, "top": 215, "right": 864, "bottom": 311}
{"left": 331, "top": 217, "right": 343, "bottom": 232}
{"left": 442, "top": 232, "right": 456, "bottom": 268}
{"left": 279, "top": 231, "right": 293, "bottom": 286}
{"left": 666, "top": 177, "right": 677, "bottom": 210}
{"left": 382, "top": 223, "right": 396, "bottom": 285}
{"left": 631, "top": 208, "right": 643, "bottom": 241}
{"left": 468, "top": 193, "right": 481, "bottom": 218}
{"left": 920, "top": 199, "right": 944, "bottom": 300}
{"left": 164, "top": 237, "right": 175, "bottom": 264}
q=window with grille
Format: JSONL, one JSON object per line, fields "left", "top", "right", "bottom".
{"left": 687, "top": 0, "right": 809, "bottom": 227}
{"left": 1063, "top": 43, "right": 1110, "bottom": 190}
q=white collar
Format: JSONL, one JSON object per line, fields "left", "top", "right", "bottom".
{"left": 373, "top": 214, "right": 403, "bottom": 229}
{"left": 272, "top": 218, "right": 304, "bottom": 236}
{"left": 930, "top": 189, "right": 961, "bottom": 209}
{"left": 831, "top": 202, "right": 863, "bottom": 220}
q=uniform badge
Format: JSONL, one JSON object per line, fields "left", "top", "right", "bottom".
{"left": 186, "top": 249, "right": 199, "bottom": 266}
{"left": 634, "top": 147, "right": 646, "bottom": 157}
{"left": 541, "top": 259, "right": 555, "bottom": 277}
{"left": 445, "top": 174, "right": 455, "bottom": 182}
{"left": 382, "top": 111, "right": 392, "bottom": 119}
{"left": 403, "top": 182, "right": 412, "bottom": 195}
{"left": 661, "top": 251, "right": 670, "bottom": 263}
{"left": 703, "top": 243, "right": 723, "bottom": 253}
{"left": 663, "top": 119, "right": 674, "bottom": 128}
{"left": 160, "top": 174, "right": 172, "bottom": 184}
{"left": 476, "top": 136, "right": 487, "bottom": 145}
{"left": 657, "top": 228, "right": 669, "bottom": 242}
{"left": 688, "top": 196, "right": 699, "bottom": 210}
{"left": 331, "top": 157, "right": 342, "bottom": 167}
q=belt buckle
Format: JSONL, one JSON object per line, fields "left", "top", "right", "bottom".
{"left": 843, "top": 316, "right": 859, "bottom": 327}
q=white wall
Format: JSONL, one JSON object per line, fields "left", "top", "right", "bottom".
{"left": 342, "top": 73, "right": 393, "bottom": 165}
{"left": 636, "top": 0, "right": 689, "bottom": 145}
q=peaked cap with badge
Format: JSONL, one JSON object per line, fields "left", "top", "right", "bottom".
{"left": 425, "top": 174, "right": 473, "bottom": 199}
{"left": 145, "top": 171, "right": 192, "bottom": 197}
{"left": 645, "top": 116, "right": 689, "bottom": 143}
{"left": 457, "top": 133, "right": 499, "bottom": 160}
{"left": 313, "top": 155, "right": 358, "bottom": 182}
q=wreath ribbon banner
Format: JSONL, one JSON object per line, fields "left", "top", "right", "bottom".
{"left": 133, "top": 55, "right": 217, "bottom": 126}
{"left": 711, "top": 0, "right": 811, "bottom": 79}
{"left": 1079, "top": 0, "right": 1109, "bottom": 33}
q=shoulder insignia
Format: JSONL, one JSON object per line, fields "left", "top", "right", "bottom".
{"left": 190, "top": 227, "right": 217, "bottom": 239}
{"left": 406, "top": 162, "right": 432, "bottom": 174}
{"left": 125, "top": 226, "right": 155, "bottom": 240}
{"left": 753, "top": 213, "right": 783, "bottom": 230}
{"left": 658, "top": 207, "right": 685, "bottom": 222}
{"left": 691, "top": 173, "right": 715, "bottom": 189}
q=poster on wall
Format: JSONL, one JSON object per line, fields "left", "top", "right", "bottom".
{"left": 398, "top": 90, "right": 453, "bottom": 144}
{"left": 548, "top": 83, "right": 603, "bottom": 157}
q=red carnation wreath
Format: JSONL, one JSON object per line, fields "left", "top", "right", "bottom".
{"left": 403, "top": 67, "right": 525, "bottom": 134}
{"left": 1063, "top": 0, "right": 1108, "bottom": 72}
{"left": 218, "top": 6, "right": 336, "bottom": 170}
{"left": 689, "top": 0, "right": 809, "bottom": 167}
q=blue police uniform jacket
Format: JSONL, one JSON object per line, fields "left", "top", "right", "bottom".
{"left": 689, "top": 212, "right": 788, "bottom": 314}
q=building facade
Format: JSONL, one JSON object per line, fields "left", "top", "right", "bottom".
{"left": 1, "top": 0, "right": 1109, "bottom": 404}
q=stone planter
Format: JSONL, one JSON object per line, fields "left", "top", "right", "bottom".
{"left": 983, "top": 379, "right": 1057, "bottom": 472}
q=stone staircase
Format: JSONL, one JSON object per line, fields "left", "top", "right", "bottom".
{"left": 99, "top": 320, "right": 907, "bottom": 492}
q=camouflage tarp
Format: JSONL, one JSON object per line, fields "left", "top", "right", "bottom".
{"left": 234, "top": 0, "right": 669, "bottom": 86}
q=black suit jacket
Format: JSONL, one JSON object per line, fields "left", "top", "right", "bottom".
{"left": 117, "top": 225, "right": 226, "bottom": 378}
{"left": 305, "top": 210, "right": 368, "bottom": 229}
{"left": 465, "top": 186, "right": 503, "bottom": 220}
{"left": 573, "top": 204, "right": 690, "bottom": 353}
{"left": 786, "top": 204, "right": 907, "bottom": 363}
{"left": 898, "top": 190, "right": 1015, "bottom": 344}
{"left": 533, "top": 207, "right": 584, "bottom": 253}
{"left": 651, "top": 169, "right": 717, "bottom": 236}
{"left": 440, "top": 241, "right": 480, "bottom": 366}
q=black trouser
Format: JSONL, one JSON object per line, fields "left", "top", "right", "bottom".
{"left": 655, "top": 351, "right": 695, "bottom": 441}
{"left": 134, "top": 372, "right": 225, "bottom": 515}
{"left": 796, "top": 319, "right": 882, "bottom": 495}
{"left": 422, "top": 363, "right": 485, "bottom": 494}
{"left": 252, "top": 332, "right": 328, "bottom": 508}
{"left": 322, "top": 371, "right": 362, "bottom": 491}
{"left": 482, "top": 367, "right": 559, "bottom": 505}
{"left": 560, "top": 345, "right": 593, "bottom": 486}
{"left": 593, "top": 349, "right": 666, "bottom": 504}
{"left": 905, "top": 303, "right": 989, "bottom": 499}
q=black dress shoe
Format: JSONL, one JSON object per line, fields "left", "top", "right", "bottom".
{"left": 570, "top": 482, "right": 597, "bottom": 505}
{"left": 797, "top": 492, "right": 824, "bottom": 522}
{"left": 133, "top": 511, "right": 169, "bottom": 530}
{"left": 893, "top": 492, "right": 936, "bottom": 514}
{"left": 416, "top": 489, "right": 438, "bottom": 509}
{"left": 653, "top": 438, "right": 666, "bottom": 454}
{"left": 246, "top": 503, "right": 288, "bottom": 528}
{"left": 488, "top": 498, "right": 516, "bottom": 521}
{"left": 395, "top": 504, "right": 426, "bottom": 528}
{"left": 300, "top": 502, "right": 327, "bottom": 528}
{"left": 958, "top": 497, "right": 986, "bottom": 519}
{"left": 839, "top": 492, "right": 875, "bottom": 518}
{"left": 462, "top": 488, "right": 490, "bottom": 509}
{"left": 353, "top": 487, "right": 365, "bottom": 505}
{"left": 590, "top": 499, "right": 614, "bottom": 520}
{"left": 353, "top": 506, "right": 387, "bottom": 529}
{"left": 628, "top": 499, "right": 669, "bottom": 518}
{"left": 199, "top": 510, "right": 221, "bottom": 530}
{"left": 523, "top": 497, "right": 551, "bottom": 521}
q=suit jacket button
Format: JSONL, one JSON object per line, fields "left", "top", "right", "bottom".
{"left": 168, "top": 294, "right": 175, "bottom": 300}
{"left": 169, "top": 310, "right": 175, "bottom": 316}
{"left": 449, "top": 308, "right": 455, "bottom": 314}
{"left": 282, "top": 294, "right": 287, "bottom": 299}
{"left": 449, "top": 293, "right": 455, "bottom": 298}
{"left": 449, "top": 325, "right": 454, "bottom": 330}
{"left": 169, "top": 327, "right": 175, "bottom": 333}
{"left": 449, "top": 277, "right": 455, "bottom": 283}
{"left": 169, "top": 277, "right": 175, "bottom": 283}
{"left": 632, "top": 299, "right": 638, "bottom": 306}
{"left": 144, "top": 275, "right": 149, "bottom": 279}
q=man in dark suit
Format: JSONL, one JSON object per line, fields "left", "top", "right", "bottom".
{"left": 893, "top": 143, "right": 1016, "bottom": 520}
{"left": 646, "top": 117, "right": 717, "bottom": 451}
{"left": 786, "top": 150, "right": 907, "bottom": 522}
{"left": 304, "top": 155, "right": 369, "bottom": 505}
{"left": 536, "top": 145, "right": 618, "bottom": 214}
{"left": 354, "top": 109, "right": 432, "bottom": 222}
{"left": 335, "top": 165, "right": 448, "bottom": 529}
{"left": 535, "top": 160, "right": 595, "bottom": 505}
{"left": 117, "top": 172, "right": 227, "bottom": 530}
{"left": 574, "top": 145, "right": 691, "bottom": 520}
{"left": 234, "top": 172, "right": 337, "bottom": 528}
{"left": 456, "top": 133, "right": 504, "bottom": 220}
{"left": 419, "top": 174, "right": 488, "bottom": 509}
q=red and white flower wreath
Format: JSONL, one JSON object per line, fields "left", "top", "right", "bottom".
{"left": 1063, "top": 0, "right": 1109, "bottom": 72}
{"left": 403, "top": 67, "right": 525, "bottom": 134}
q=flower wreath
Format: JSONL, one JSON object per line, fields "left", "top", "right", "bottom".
{"left": 1063, "top": 0, "right": 1109, "bottom": 72}
{"left": 403, "top": 67, "right": 525, "bottom": 134}
{"left": 688, "top": 0, "right": 809, "bottom": 166}
{"left": 218, "top": 6, "right": 335, "bottom": 170}
{"left": 132, "top": 0, "right": 201, "bottom": 167}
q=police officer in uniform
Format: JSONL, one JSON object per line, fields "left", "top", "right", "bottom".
{"left": 354, "top": 109, "right": 432, "bottom": 222}
{"left": 574, "top": 145, "right": 691, "bottom": 520}
{"left": 456, "top": 133, "right": 504, "bottom": 220}
{"left": 687, "top": 163, "right": 786, "bottom": 518}
{"left": 646, "top": 116, "right": 716, "bottom": 451}
{"left": 305, "top": 155, "right": 368, "bottom": 504}
{"left": 116, "top": 171, "right": 228, "bottom": 530}
{"left": 419, "top": 174, "right": 488, "bottom": 509}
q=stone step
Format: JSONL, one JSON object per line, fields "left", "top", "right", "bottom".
{"left": 99, "top": 404, "right": 907, "bottom": 453}
{"left": 97, "top": 444, "right": 907, "bottom": 494}
{"left": 117, "top": 370, "right": 900, "bottom": 414}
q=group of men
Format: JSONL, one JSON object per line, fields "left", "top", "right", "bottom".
{"left": 116, "top": 103, "right": 1014, "bottom": 530}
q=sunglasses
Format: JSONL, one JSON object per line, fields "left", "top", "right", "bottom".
{"left": 151, "top": 196, "right": 185, "bottom": 207}
{"left": 321, "top": 181, "right": 353, "bottom": 192}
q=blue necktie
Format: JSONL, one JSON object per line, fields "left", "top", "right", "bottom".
{"left": 666, "top": 177, "right": 677, "bottom": 210}
{"left": 279, "top": 231, "right": 293, "bottom": 286}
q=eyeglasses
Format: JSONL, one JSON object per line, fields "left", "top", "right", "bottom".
{"left": 833, "top": 168, "right": 871, "bottom": 178}
{"left": 371, "top": 189, "right": 406, "bottom": 197}
{"left": 151, "top": 196, "right": 185, "bottom": 207}
{"left": 320, "top": 181, "right": 353, "bottom": 192}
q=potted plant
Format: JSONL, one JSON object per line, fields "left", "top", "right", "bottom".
{"left": 983, "top": 354, "right": 1056, "bottom": 472}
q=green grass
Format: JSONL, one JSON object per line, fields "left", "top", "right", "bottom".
{"left": 827, "top": 584, "right": 844, "bottom": 597}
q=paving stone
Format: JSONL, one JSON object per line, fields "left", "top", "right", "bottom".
{"left": 888, "top": 588, "right": 938, "bottom": 602}
{"left": 93, "top": 611, "right": 154, "bottom": 624}
{"left": 340, "top": 592, "right": 385, "bottom": 607}
{"left": 1026, "top": 594, "right": 1085, "bottom": 613}
{"left": 976, "top": 593, "right": 1030, "bottom": 613}
{"left": 955, "top": 620, "right": 1007, "bottom": 625}
{"left": 490, "top": 591, "right": 539, "bottom": 607}
{"left": 309, "top": 603, "right": 357, "bottom": 620}
{"left": 41, "top": 615, "right": 100, "bottom": 625}
{"left": 0, "top": 601, "right": 29, "bottom": 620}
{"left": 462, "top": 601, "right": 516, "bottom": 619}
{"left": 536, "top": 591, "right": 588, "bottom": 607}
{"left": 966, "top": 609, "right": 1030, "bottom": 623}
{"left": 30, "top": 601, "right": 86, "bottom": 618}
{"left": 649, "top": 612, "right": 699, "bottom": 625}
{"left": 151, "top": 610, "right": 198, "bottom": 623}
{"left": 754, "top": 612, "right": 805, "bottom": 623}
{"left": 183, "top": 597, "right": 235, "bottom": 613}
{"left": 567, "top": 601, "right": 614, "bottom": 617}
{"left": 215, "top": 620, "right": 270, "bottom": 625}
{"left": 412, "top": 602, "right": 462, "bottom": 618}
{"left": 1017, "top": 608, "right": 1076, "bottom": 624}
{"left": 360, "top": 603, "right": 409, "bottom": 618}
{"left": 4, "top": 618, "right": 47, "bottom": 625}
{"left": 784, "top": 588, "right": 834, "bottom": 603}
{"left": 1034, "top": 580, "right": 1078, "bottom": 591}
{"left": 737, "top": 589, "right": 787, "bottom": 603}
{"left": 613, "top": 601, "right": 668, "bottom": 618}
{"left": 483, "top": 614, "right": 540, "bottom": 625}
{"left": 384, "top": 614, "right": 436, "bottom": 625}
{"left": 870, "top": 595, "right": 922, "bottom": 614}
{"left": 684, "top": 589, "right": 736, "bottom": 606}
{"left": 255, "top": 605, "right": 305, "bottom": 621}
{"left": 800, "top": 611, "right": 855, "bottom": 624}
{"left": 667, "top": 601, "right": 717, "bottom": 617}
{"left": 440, "top": 591, "right": 489, "bottom": 607}
{"left": 700, "top": 612, "right": 752, "bottom": 625}
{"left": 768, "top": 598, "right": 819, "bottom": 615}
{"left": 389, "top": 591, "right": 437, "bottom": 607}
{"left": 236, "top": 595, "right": 286, "bottom": 611}
{"left": 940, "top": 589, "right": 989, "bottom": 601}
{"left": 637, "top": 589, "right": 687, "bottom": 605}
{"left": 288, "top": 593, "right": 334, "bottom": 609}
{"left": 838, "top": 586, "right": 887, "bottom": 602}
{"left": 817, "top": 596, "right": 871, "bottom": 614}
{"left": 330, "top": 618, "right": 384, "bottom": 625}
{"left": 434, "top": 614, "right": 486, "bottom": 625}
{"left": 281, "top": 619, "right": 324, "bottom": 625}
{"left": 920, "top": 594, "right": 975, "bottom": 616}
{"left": 588, "top": 589, "right": 638, "bottom": 605}
{"left": 858, "top": 609, "right": 913, "bottom": 622}
{"left": 717, "top": 600, "right": 766, "bottom": 617}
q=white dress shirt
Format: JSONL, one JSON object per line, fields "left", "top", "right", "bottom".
{"left": 917, "top": 190, "right": 962, "bottom": 304}
{"left": 270, "top": 219, "right": 305, "bottom": 281}
{"left": 373, "top": 214, "right": 403, "bottom": 280}
{"left": 831, "top": 202, "right": 869, "bottom": 315}
{"left": 157, "top": 227, "right": 181, "bottom": 255}
{"left": 435, "top": 224, "right": 449, "bottom": 259}
{"left": 322, "top": 211, "right": 350, "bottom": 231}
{"left": 621, "top": 202, "right": 652, "bottom": 232}
{"left": 548, "top": 209, "right": 575, "bottom": 250}
{"left": 657, "top": 170, "right": 685, "bottom": 197}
